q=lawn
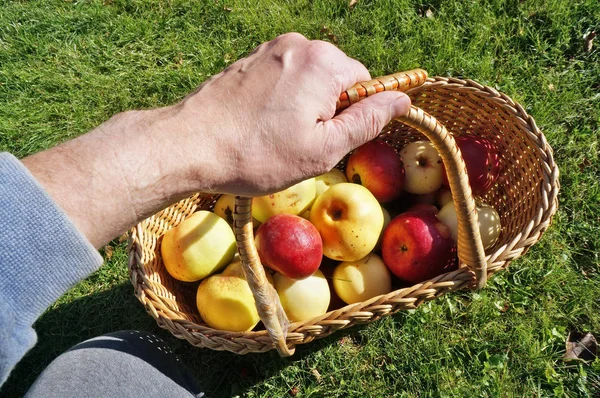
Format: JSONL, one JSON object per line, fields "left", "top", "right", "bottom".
{"left": 1, "top": 0, "right": 599, "bottom": 396}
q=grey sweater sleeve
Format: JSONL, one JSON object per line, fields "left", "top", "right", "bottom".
{"left": 0, "top": 152, "right": 104, "bottom": 387}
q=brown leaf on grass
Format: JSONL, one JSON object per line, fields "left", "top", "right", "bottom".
{"left": 311, "top": 369, "right": 323, "bottom": 383}
{"left": 563, "top": 331, "right": 597, "bottom": 362}
{"left": 425, "top": 8, "right": 434, "bottom": 18}
{"left": 578, "top": 158, "right": 592, "bottom": 172}
{"left": 348, "top": 0, "right": 358, "bottom": 8}
{"left": 320, "top": 26, "right": 338, "bottom": 44}
{"left": 289, "top": 386, "right": 299, "bottom": 396}
{"left": 103, "top": 245, "right": 114, "bottom": 260}
{"left": 584, "top": 31, "right": 596, "bottom": 52}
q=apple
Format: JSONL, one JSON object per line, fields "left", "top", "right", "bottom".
{"left": 436, "top": 187, "right": 453, "bottom": 208}
{"left": 310, "top": 183, "right": 384, "bottom": 262}
{"left": 315, "top": 168, "right": 347, "bottom": 197}
{"left": 399, "top": 140, "right": 443, "bottom": 195}
{"left": 252, "top": 178, "right": 317, "bottom": 223}
{"left": 161, "top": 210, "right": 237, "bottom": 282}
{"left": 332, "top": 253, "right": 392, "bottom": 304}
{"left": 382, "top": 210, "right": 457, "bottom": 284}
{"left": 442, "top": 135, "right": 501, "bottom": 196}
{"left": 255, "top": 214, "right": 322, "bottom": 279}
{"left": 196, "top": 258, "right": 274, "bottom": 332}
{"left": 214, "top": 193, "right": 262, "bottom": 228}
{"left": 437, "top": 201, "right": 502, "bottom": 250}
{"left": 273, "top": 269, "right": 330, "bottom": 322}
{"left": 374, "top": 206, "right": 392, "bottom": 252}
{"left": 345, "top": 140, "right": 405, "bottom": 203}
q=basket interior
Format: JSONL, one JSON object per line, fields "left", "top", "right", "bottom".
{"left": 131, "top": 81, "right": 549, "bottom": 336}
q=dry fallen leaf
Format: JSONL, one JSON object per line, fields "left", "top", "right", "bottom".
{"left": 103, "top": 245, "right": 114, "bottom": 260}
{"left": 563, "top": 331, "right": 597, "bottom": 362}
{"left": 311, "top": 368, "right": 323, "bottom": 383}
{"left": 425, "top": 8, "right": 434, "bottom": 18}
{"left": 349, "top": 0, "right": 358, "bottom": 8}
{"left": 584, "top": 31, "right": 596, "bottom": 52}
{"left": 289, "top": 386, "right": 299, "bottom": 396}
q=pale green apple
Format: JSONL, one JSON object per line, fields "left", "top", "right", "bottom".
{"left": 196, "top": 258, "right": 274, "bottom": 332}
{"left": 333, "top": 253, "right": 392, "bottom": 304}
{"left": 252, "top": 178, "right": 317, "bottom": 223}
{"left": 273, "top": 269, "right": 330, "bottom": 322}
{"left": 315, "top": 168, "right": 347, "bottom": 197}
{"left": 161, "top": 210, "right": 237, "bottom": 282}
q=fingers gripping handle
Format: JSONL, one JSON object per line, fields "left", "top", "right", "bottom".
{"left": 336, "top": 69, "right": 428, "bottom": 111}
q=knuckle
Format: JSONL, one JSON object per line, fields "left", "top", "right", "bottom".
{"left": 304, "top": 40, "right": 336, "bottom": 66}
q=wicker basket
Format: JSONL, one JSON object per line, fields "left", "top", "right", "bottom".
{"left": 128, "top": 69, "right": 559, "bottom": 356}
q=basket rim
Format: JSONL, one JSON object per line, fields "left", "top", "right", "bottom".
{"left": 127, "top": 76, "right": 560, "bottom": 354}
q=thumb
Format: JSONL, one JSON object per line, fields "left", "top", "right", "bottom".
{"left": 321, "top": 91, "right": 411, "bottom": 152}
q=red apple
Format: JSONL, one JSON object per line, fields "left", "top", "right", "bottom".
{"left": 345, "top": 140, "right": 405, "bottom": 203}
{"left": 255, "top": 214, "right": 322, "bottom": 279}
{"left": 442, "top": 135, "right": 501, "bottom": 196}
{"left": 381, "top": 211, "right": 457, "bottom": 284}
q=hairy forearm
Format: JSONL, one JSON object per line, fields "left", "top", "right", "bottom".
{"left": 21, "top": 106, "right": 222, "bottom": 248}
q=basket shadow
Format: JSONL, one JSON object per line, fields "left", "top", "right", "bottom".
{"left": 0, "top": 279, "right": 407, "bottom": 398}
{"left": 1, "top": 281, "right": 159, "bottom": 397}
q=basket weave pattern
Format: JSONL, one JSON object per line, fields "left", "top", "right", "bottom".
{"left": 128, "top": 74, "right": 559, "bottom": 355}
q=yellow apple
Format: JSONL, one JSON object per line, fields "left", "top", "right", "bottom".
{"left": 252, "top": 178, "right": 317, "bottom": 223}
{"left": 310, "top": 183, "right": 384, "bottom": 262}
{"left": 214, "top": 193, "right": 261, "bottom": 228}
{"left": 273, "top": 269, "right": 330, "bottom": 322}
{"left": 161, "top": 210, "right": 237, "bottom": 282}
{"left": 315, "top": 168, "right": 347, "bottom": 197}
{"left": 437, "top": 201, "right": 502, "bottom": 250}
{"left": 196, "top": 258, "right": 274, "bottom": 332}
{"left": 333, "top": 253, "right": 392, "bottom": 304}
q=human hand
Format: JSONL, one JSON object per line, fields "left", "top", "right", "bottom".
{"left": 152, "top": 32, "right": 411, "bottom": 196}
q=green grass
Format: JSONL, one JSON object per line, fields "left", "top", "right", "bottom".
{"left": 1, "top": 0, "right": 599, "bottom": 396}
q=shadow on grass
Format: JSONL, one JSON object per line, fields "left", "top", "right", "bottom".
{"left": 1, "top": 280, "right": 393, "bottom": 398}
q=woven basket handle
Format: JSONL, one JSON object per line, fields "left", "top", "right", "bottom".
{"left": 234, "top": 69, "right": 487, "bottom": 357}
{"left": 335, "top": 70, "right": 488, "bottom": 290}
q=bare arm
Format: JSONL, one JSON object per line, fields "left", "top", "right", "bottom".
{"left": 22, "top": 33, "right": 411, "bottom": 249}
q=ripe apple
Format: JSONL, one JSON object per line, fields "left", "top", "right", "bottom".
{"left": 255, "top": 214, "right": 322, "bottom": 279}
{"left": 320, "top": 260, "right": 346, "bottom": 311}
{"left": 252, "top": 178, "right": 317, "bottom": 223}
{"left": 333, "top": 253, "right": 392, "bottom": 304}
{"left": 442, "top": 135, "right": 501, "bottom": 196}
{"left": 310, "top": 183, "right": 384, "bottom": 262}
{"left": 273, "top": 269, "right": 330, "bottom": 322}
{"left": 345, "top": 140, "right": 405, "bottom": 203}
{"left": 399, "top": 140, "right": 443, "bottom": 195}
{"left": 161, "top": 210, "right": 237, "bottom": 282}
{"left": 315, "top": 168, "right": 347, "bottom": 197}
{"left": 437, "top": 201, "right": 502, "bottom": 250}
{"left": 196, "top": 258, "right": 274, "bottom": 332}
{"left": 382, "top": 210, "right": 457, "bottom": 284}
{"left": 214, "top": 193, "right": 261, "bottom": 228}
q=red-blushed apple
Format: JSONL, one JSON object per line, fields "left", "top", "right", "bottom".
{"left": 345, "top": 140, "right": 405, "bottom": 203}
{"left": 399, "top": 140, "right": 444, "bottom": 195}
{"left": 442, "top": 135, "right": 501, "bottom": 196}
{"left": 382, "top": 210, "right": 457, "bottom": 284}
{"left": 255, "top": 214, "right": 322, "bottom": 279}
